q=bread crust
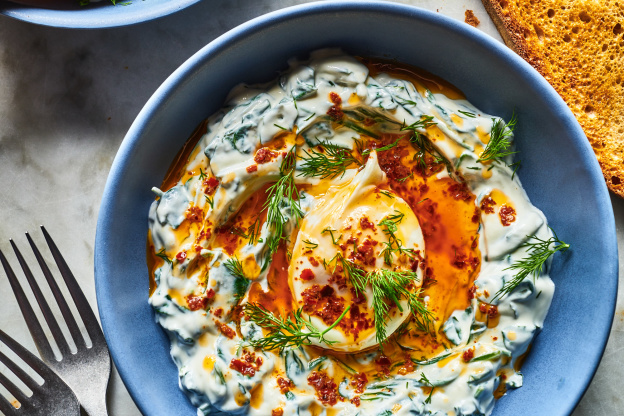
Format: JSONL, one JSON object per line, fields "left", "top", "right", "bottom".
{"left": 482, "top": 0, "right": 624, "bottom": 197}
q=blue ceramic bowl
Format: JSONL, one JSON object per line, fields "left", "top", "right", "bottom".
{"left": 0, "top": 0, "right": 199, "bottom": 28}
{"left": 95, "top": 2, "right": 618, "bottom": 415}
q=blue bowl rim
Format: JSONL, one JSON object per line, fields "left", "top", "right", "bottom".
{"left": 0, "top": 0, "right": 200, "bottom": 29}
{"left": 95, "top": 1, "right": 618, "bottom": 414}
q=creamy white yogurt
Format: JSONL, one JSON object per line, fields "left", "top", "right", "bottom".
{"left": 147, "top": 50, "right": 556, "bottom": 416}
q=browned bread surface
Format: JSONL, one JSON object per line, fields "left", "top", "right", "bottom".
{"left": 482, "top": 0, "right": 624, "bottom": 197}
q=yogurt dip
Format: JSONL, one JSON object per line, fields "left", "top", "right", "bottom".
{"left": 147, "top": 50, "right": 566, "bottom": 416}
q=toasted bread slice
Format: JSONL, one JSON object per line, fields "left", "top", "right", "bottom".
{"left": 482, "top": 0, "right": 624, "bottom": 197}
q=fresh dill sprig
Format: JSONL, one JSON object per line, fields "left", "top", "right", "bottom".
{"left": 224, "top": 256, "right": 245, "bottom": 279}
{"left": 324, "top": 251, "right": 432, "bottom": 344}
{"left": 378, "top": 211, "right": 415, "bottom": 265}
{"left": 362, "top": 137, "right": 402, "bottom": 156}
{"left": 225, "top": 256, "right": 249, "bottom": 300}
{"left": 205, "top": 195, "right": 214, "bottom": 210}
{"left": 243, "top": 303, "right": 350, "bottom": 351}
{"left": 400, "top": 116, "right": 437, "bottom": 139}
{"left": 303, "top": 239, "right": 318, "bottom": 249}
{"left": 400, "top": 116, "right": 448, "bottom": 170}
{"left": 411, "top": 352, "right": 452, "bottom": 366}
{"left": 477, "top": 113, "right": 518, "bottom": 163}
{"left": 379, "top": 190, "right": 394, "bottom": 199}
{"left": 330, "top": 253, "right": 367, "bottom": 294}
{"left": 263, "top": 147, "right": 304, "bottom": 267}
{"left": 322, "top": 227, "right": 341, "bottom": 245}
{"left": 246, "top": 217, "right": 263, "bottom": 245}
{"left": 458, "top": 110, "right": 476, "bottom": 118}
{"left": 231, "top": 227, "right": 249, "bottom": 239}
{"left": 198, "top": 168, "right": 208, "bottom": 181}
{"left": 418, "top": 372, "right": 434, "bottom": 404}
{"left": 368, "top": 269, "right": 433, "bottom": 343}
{"left": 156, "top": 248, "right": 172, "bottom": 265}
{"left": 510, "top": 160, "right": 521, "bottom": 180}
{"left": 397, "top": 173, "right": 413, "bottom": 183}
{"left": 298, "top": 140, "right": 362, "bottom": 179}
{"left": 492, "top": 231, "right": 569, "bottom": 301}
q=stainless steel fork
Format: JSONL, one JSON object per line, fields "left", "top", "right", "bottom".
{"left": 0, "top": 328, "right": 80, "bottom": 415}
{"left": 0, "top": 226, "right": 111, "bottom": 416}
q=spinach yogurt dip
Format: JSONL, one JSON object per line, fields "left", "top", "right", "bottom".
{"left": 147, "top": 49, "right": 569, "bottom": 416}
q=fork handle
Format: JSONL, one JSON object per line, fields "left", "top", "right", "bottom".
{"left": 83, "top": 398, "right": 108, "bottom": 416}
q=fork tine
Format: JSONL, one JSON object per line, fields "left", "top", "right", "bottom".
{"left": 0, "top": 329, "right": 81, "bottom": 416}
{"left": 0, "top": 345, "right": 39, "bottom": 393}
{"left": 0, "top": 249, "right": 57, "bottom": 363}
{"left": 0, "top": 393, "right": 17, "bottom": 414}
{"left": 41, "top": 226, "right": 105, "bottom": 343}
{"left": 0, "top": 329, "right": 54, "bottom": 386}
{"left": 26, "top": 233, "right": 86, "bottom": 349}
{"left": 0, "top": 357, "right": 31, "bottom": 404}
{"left": 9, "top": 240, "right": 72, "bottom": 357}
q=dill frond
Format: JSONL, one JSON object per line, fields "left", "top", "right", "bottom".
{"left": 244, "top": 303, "right": 350, "bottom": 351}
{"left": 298, "top": 140, "right": 362, "bottom": 179}
{"left": 492, "top": 230, "right": 569, "bottom": 301}
{"left": 477, "top": 113, "right": 517, "bottom": 163}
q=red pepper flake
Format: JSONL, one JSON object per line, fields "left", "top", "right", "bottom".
{"left": 471, "top": 208, "right": 481, "bottom": 223}
{"left": 462, "top": 348, "right": 475, "bottom": 362}
{"left": 204, "top": 177, "right": 219, "bottom": 194}
{"left": 186, "top": 294, "right": 208, "bottom": 311}
{"left": 350, "top": 373, "right": 368, "bottom": 394}
{"left": 480, "top": 196, "right": 496, "bottom": 214}
{"left": 350, "top": 396, "right": 361, "bottom": 407}
{"left": 479, "top": 303, "right": 498, "bottom": 319}
{"left": 468, "top": 285, "right": 477, "bottom": 300}
{"left": 447, "top": 182, "right": 472, "bottom": 201}
{"left": 317, "top": 295, "right": 345, "bottom": 326}
{"left": 176, "top": 251, "right": 187, "bottom": 262}
{"left": 186, "top": 206, "right": 203, "bottom": 223}
{"left": 359, "top": 217, "right": 375, "bottom": 230}
{"left": 254, "top": 148, "right": 278, "bottom": 164}
{"left": 277, "top": 377, "right": 294, "bottom": 394}
{"left": 246, "top": 164, "right": 258, "bottom": 173}
{"left": 350, "top": 287, "right": 367, "bottom": 304}
{"left": 327, "top": 92, "right": 344, "bottom": 121}
{"left": 300, "top": 268, "right": 315, "bottom": 281}
{"left": 453, "top": 250, "right": 467, "bottom": 269}
{"left": 307, "top": 371, "right": 340, "bottom": 406}
{"left": 206, "top": 289, "right": 215, "bottom": 300}
{"left": 375, "top": 355, "right": 392, "bottom": 375}
{"left": 301, "top": 285, "right": 322, "bottom": 313}
{"left": 229, "top": 352, "right": 262, "bottom": 376}
{"left": 471, "top": 235, "right": 479, "bottom": 249}
{"left": 499, "top": 205, "right": 516, "bottom": 226}
{"left": 217, "top": 321, "right": 236, "bottom": 339}
{"left": 377, "top": 145, "right": 411, "bottom": 181}
{"left": 329, "top": 92, "right": 342, "bottom": 105}
{"left": 213, "top": 307, "right": 223, "bottom": 318}
{"left": 350, "top": 239, "right": 376, "bottom": 267}
{"left": 308, "top": 256, "right": 319, "bottom": 267}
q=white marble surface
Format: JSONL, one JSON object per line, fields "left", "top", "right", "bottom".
{"left": 0, "top": 0, "right": 621, "bottom": 415}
